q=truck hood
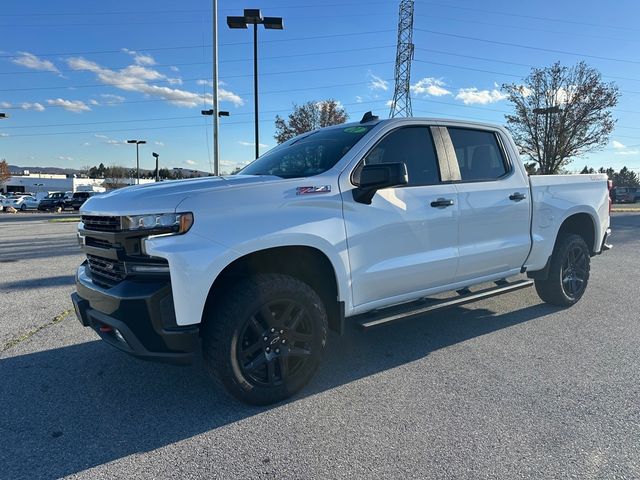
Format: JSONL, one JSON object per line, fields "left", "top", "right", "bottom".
{"left": 81, "top": 175, "right": 278, "bottom": 216}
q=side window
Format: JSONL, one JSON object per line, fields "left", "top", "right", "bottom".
{"left": 448, "top": 128, "right": 508, "bottom": 181}
{"left": 360, "top": 126, "right": 441, "bottom": 186}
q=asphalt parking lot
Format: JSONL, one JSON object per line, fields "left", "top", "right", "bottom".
{"left": 1, "top": 212, "right": 639, "bottom": 479}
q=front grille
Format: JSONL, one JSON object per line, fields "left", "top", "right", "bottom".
{"left": 86, "top": 254, "right": 126, "bottom": 286}
{"left": 85, "top": 237, "right": 117, "bottom": 250}
{"left": 82, "top": 215, "right": 121, "bottom": 232}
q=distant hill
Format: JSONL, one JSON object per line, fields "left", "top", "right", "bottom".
{"left": 8, "top": 164, "right": 213, "bottom": 178}
{"left": 8, "top": 164, "right": 80, "bottom": 176}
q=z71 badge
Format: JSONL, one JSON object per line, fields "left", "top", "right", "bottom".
{"left": 296, "top": 185, "right": 332, "bottom": 195}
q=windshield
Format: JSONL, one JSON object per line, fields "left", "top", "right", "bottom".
{"left": 240, "top": 125, "right": 373, "bottom": 178}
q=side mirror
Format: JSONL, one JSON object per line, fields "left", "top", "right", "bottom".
{"left": 353, "top": 162, "right": 408, "bottom": 204}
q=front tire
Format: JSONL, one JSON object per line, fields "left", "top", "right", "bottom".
{"left": 20, "top": 204, "right": 26, "bottom": 211}
{"left": 535, "top": 234, "right": 590, "bottom": 307}
{"left": 203, "top": 273, "right": 328, "bottom": 405}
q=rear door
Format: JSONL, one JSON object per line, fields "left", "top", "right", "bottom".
{"left": 342, "top": 124, "right": 459, "bottom": 309}
{"left": 442, "top": 126, "right": 531, "bottom": 282}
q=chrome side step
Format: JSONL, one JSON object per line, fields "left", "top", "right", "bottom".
{"left": 356, "top": 279, "right": 534, "bottom": 330}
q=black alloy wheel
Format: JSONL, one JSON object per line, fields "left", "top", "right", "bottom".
{"left": 535, "top": 233, "right": 591, "bottom": 307}
{"left": 203, "top": 273, "right": 327, "bottom": 405}
{"left": 237, "top": 299, "right": 315, "bottom": 388}
{"left": 561, "top": 244, "right": 589, "bottom": 299}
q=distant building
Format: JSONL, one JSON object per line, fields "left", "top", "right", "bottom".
{"left": 1, "top": 173, "right": 156, "bottom": 196}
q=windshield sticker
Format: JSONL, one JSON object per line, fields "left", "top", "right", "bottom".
{"left": 343, "top": 126, "right": 368, "bottom": 134}
{"left": 296, "top": 186, "right": 332, "bottom": 195}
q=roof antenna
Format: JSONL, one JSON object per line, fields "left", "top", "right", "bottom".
{"left": 360, "top": 111, "right": 379, "bottom": 124}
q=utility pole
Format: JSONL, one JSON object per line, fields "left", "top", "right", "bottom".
{"left": 212, "top": 0, "right": 220, "bottom": 175}
{"left": 389, "top": 0, "right": 415, "bottom": 118}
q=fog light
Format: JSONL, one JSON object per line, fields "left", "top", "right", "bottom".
{"left": 129, "top": 265, "right": 170, "bottom": 274}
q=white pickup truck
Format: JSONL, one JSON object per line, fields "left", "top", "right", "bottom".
{"left": 72, "top": 114, "right": 611, "bottom": 404}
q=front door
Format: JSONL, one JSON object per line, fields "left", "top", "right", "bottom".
{"left": 342, "top": 125, "right": 459, "bottom": 309}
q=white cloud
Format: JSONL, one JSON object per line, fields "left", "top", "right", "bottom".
{"left": 612, "top": 140, "right": 639, "bottom": 156}
{"left": 0, "top": 101, "right": 12, "bottom": 108}
{"left": 46, "top": 98, "right": 91, "bottom": 113}
{"left": 170, "top": 66, "right": 180, "bottom": 72}
{"left": 355, "top": 96, "right": 363, "bottom": 103}
{"left": 0, "top": 133, "right": 10, "bottom": 137}
{"left": 12, "top": 52, "right": 59, "bottom": 73}
{"left": 89, "top": 99, "right": 100, "bottom": 106}
{"left": 411, "top": 77, "right": 452, "bottom": 97}
{"left": 105, "top": 139, "right": 124, "bottom": 145}
{"left": 94, "top": 134, "right": 109, "bottom": 139}
{"left": 154, "top": 141, "right": 165, "bottom": 146}
{"left": 219, "top": 88, "right": 243, "bottom": 106}
{"left": 455, "top": 87, "right": 507, "bottom": 105}
{"left": 238, "top": 141, "right": 269, "bottom": 148}
{"left": 185, "top": 159, "right": 197, "bottom": 166}
{"left": 57, "top": 155, "right": 73, "bottom": 161}
{"left": 82, "top": 142, "right": 91, "bottom": 146}
{"left": 100, "top": 93, "right": 125, "bottom": 104}
{"left": 67, "top": 57, "right": 244, "bottom": 108}
{"left": 21, "top": 102, "right": 46, "bottom": 112}
{"left": 369, "top": 73, "right": 389, "bottom": 91}
{"left": 122, "top": 48, "right": 156, "bottom": 66}
{"left": 385, "top": 99, "right": 393, "bottom": 107}
{"left": 197, "top": 79, "right": 244, "bottom": 107}
{"left": 167, "top": 78, "right": 183, "bottom": 86}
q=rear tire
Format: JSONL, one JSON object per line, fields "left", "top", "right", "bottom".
{"left": 202, "top": 273, "right": 328, "bottom": 405}
{"left": 20, "top": 204, "right": 26, "bottom": 211}
{"left": 535, "top": 234, "right": 590, "bottom": 307}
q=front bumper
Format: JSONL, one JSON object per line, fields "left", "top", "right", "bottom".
{"left": 71, "top": 263, "right": 199, "bottom": 365}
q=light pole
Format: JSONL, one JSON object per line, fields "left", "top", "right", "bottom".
{"left": 127, "top": 139, "right": 146, "bottom": 185}
{"left": 152, "top": 152, "right": 160, "bottom": 182}
{"left": 227, "top": 9, "right": 283, "bottom": 159}
{"left": 201, "top": 109, "right": 229, "bottom": 174}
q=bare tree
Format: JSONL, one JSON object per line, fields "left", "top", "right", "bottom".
{"left": 274, "top": 100, "right": 348, "bottom": 144}
{"left": 103, "top": 164, "right": 129, "bottom": 190}
{"left": 502, "top": 62, "right": 619, "bottom": 174}
{"left": 0, "top": 159, "right": 10, "bottom": 190}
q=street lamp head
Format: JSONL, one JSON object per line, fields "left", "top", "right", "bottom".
{"left": 201, "top": 109, "right": 214, "bottom": 116}
{"left": 263, "top": 17, "right": 284, "bottom": 29}
{"left": 227, "top": 16, "right": 248, "bottom": 29}
{"left": 0, "top": 113, "right": 8, "bottom": 119}
{"left": 243, "top": 9, "right": 263, "bottom": 24}
{"left": 138, "top": 141, "right": 146, "bottom": 145}
{"left": 152, "top": 152, "right": 159, "bottom": 159}
{"left": 127, "top": 140, "right": 137, "bottom": 144}
{"left": 219, "top": 111, "right": 230, "bottom": 117}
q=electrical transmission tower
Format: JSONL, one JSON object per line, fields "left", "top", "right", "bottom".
{"left": 389, "top": 0, "right": 415, "bottom": 118}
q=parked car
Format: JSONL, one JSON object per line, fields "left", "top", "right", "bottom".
{"left": 72, "top": 115, "right": 611, "bottom": 405}
{"left": 614, "top": 187, "right": 640, "bottom": 203}
{"left": 38, "top": 191, "right": 70, "bottom": 211}
{"left": 64, "top": 191, "right": 97, "bottom": 211}
{"left": 5, "top": 195, "right": 40, "bottom": 211}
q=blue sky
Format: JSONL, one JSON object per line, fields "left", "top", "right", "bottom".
{"left": 1, "top": 0, "right": 639, "bottom": 174}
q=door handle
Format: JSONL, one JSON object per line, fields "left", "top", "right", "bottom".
{"left": 509, "top": 192, "right": 527, "bottom": 202}
{"left": 430, "top": 198, "right": 454, "bottom": 208}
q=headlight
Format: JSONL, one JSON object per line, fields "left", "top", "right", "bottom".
{"left": 122, "top": 212, "right": 193, "bottom": 234}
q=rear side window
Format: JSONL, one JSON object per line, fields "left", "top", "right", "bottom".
{"left": 448, "top": 128, "right": 508, "bottom": 181}
{"left": 360, "top": 126, "right": 440, "bottom": 186}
